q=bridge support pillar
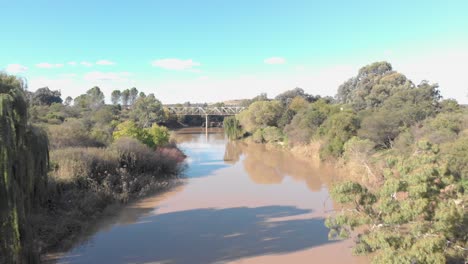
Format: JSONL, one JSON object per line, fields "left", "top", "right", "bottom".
{"left": 205, "top": 115, "right": 209, "bottom": 139}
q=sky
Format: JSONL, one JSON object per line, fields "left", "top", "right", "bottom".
{"left": 1, "top": 0, "right": 468, "bottom": 104}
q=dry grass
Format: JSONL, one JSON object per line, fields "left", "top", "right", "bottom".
{"left": 34, "top": 137, "right": 185, "bottom": 254}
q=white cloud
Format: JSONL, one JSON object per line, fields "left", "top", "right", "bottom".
{"left": 151, "top": 58, "right": 201, "bottom": 70}
{"left": 68, "top": 61, "right": 77, "bottom": 66}
{"left": 96, "top": 59, "right": 115, "bottom": 66}
{"left": 84, "top": 71, "right": 131, "bottom": 82}
{"left": 5, "top": 64, "right": 28, "bottom": 74}
{"left": 198, "top": 76, "right": 209, "bottom": 81}
{"left": 264, "top": 57, "right": 286, "bottom": 65}
{"left": 36, "top": 62, "right": 64, "bottom": 69}
{"left": 80, "top": 61, "right": 93, "bottom": 67}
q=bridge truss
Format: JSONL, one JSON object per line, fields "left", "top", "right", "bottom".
{"left": 165, "top": 106, "right": 245, "bottom": 116}
{"left": 165, "top": 106, "right": 246, "bottom": 131}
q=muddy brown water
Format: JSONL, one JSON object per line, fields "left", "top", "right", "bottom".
{"left": 54, "top": 128, "right": 368, "bottom": 264}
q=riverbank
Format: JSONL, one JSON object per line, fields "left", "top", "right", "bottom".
{"left": 34, "top": 137, "right": 186, "bottom": 260}
{"left": 50, "top": 128, "right": 369, "bottom": 264}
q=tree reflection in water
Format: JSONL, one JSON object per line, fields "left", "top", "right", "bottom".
{"left": 224, "top": 141, "right": 337, "bottom": 191}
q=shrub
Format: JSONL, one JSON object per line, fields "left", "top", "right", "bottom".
{"left": 319, "top": 111, "right": 360, "bottom": 159}
{"left": 144, "top": 124, "right": 170, "bottom": 148}
{"left": 262, "top": 126, "right": 283, "bottom": 143}
{"left": 113, "top": 121, "right": 170, "bottom": 148}
{"left": 252, "top": 129, "right": 264, "bottom": 143}
{"left": 46, "top": 119, "right": 106, "bottom": 149}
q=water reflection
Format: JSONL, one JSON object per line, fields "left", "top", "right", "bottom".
{"left": 223, "top": 141, "right": 337, "bottom": 191}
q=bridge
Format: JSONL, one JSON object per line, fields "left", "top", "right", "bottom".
{"left": 165, "top": 106, "right": 246, "bottom": 130}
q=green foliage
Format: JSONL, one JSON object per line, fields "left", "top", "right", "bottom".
{"left": 284, "top": 99, "right": 338, "bottom": 144}
{"left": 275, "top": 87, "right": 318, "bottom": 104}
{"left": 111, "top": 90, "right": 121, "bottom": 105}
{"left": 129, "top": 87, "right": 139, "bottom": 106}
{"left": 143, "top": 124, "right": 170, "bottom": 148}
{"left": 121, "top": 89, "right": 130, "bottom": 106}
{"left": 328, "top": 141, "right": 467, "bottom": 263}
{"left": 113, "top": 120, "right": 142, "bottom": 141}
{"left": 336, "top": 62, "right": 413, "bottom": 110}
{"left": 113, "top": 120, "right": 170, "bottom": 148}
{"left": 262, "top": 126, "right": 284, "bottom": 143}
{"left": 358, "top": 110, "right": 401, "bottom": 148}
{"left": 46, "top": 119, "right": 106, "bottom": 149}
{"left": 343, "top": 136, "right": 375, "bottom": 161}
{"left": 237, "top": 100, "right": 284, "bottom": 133}
{"left": 252, "top": 129, "right": 264, "bottom": 143}
{"left": 223, "top": 116, "right": 244, "bottom": 140}
{"left": 0, "top": 73, "right": 49, "bottom": 263}
{"left": 73, "top": 86, "right": 105, "bottom": 109}
{"left": 318, "top": 111, "right": 360, "bottom": 159}
{"left": 31, "top": 87, "right": 62, "bottom": 106}
{"left": 129, "top": 93, "right": 164, "bottom": 127}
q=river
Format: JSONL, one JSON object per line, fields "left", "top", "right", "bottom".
{"left": 54, "top": 128, "right": 368, "bottom": 264}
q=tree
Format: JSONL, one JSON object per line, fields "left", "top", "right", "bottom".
{"left": 318, "top": 111, "right": 360, "bottom": 159}
{"left": 335, "top": 61, "right": 413, "bottom": 110}
{"left": 144, "top": 124, "right": 170, "bottom": 147}
{"left": 275, "top": 87, "right": 318, "bottom": 105}
{"left": 284, "top": 99, "right": 338, "bottom": 145}
{"left": 129, "top": 87, "right": 138, "bottom": 106}
{"left": 111, "top": 90, "right": 121, "bottom": 105}
{"left": 129, "top": 93, "right": 164, "bottom": 127}
{"left": 112, "top": 120, "right": 169, "bottom": 148}
{"left": 0, "top": 73, "right": 49, "bottom": 263}
{"left": 31, "top": 87, "right": 62, "bottom": 105}
{"left": 86, "top": 86, "right": 105, "bottom": 109}
{"left": 121, "top": 89, "right": 130, "bottom": 107}
{"left": 64, "top": 96, "right": 73, "bottom": 106}
{"left": 237, "top": 100, "right": 284, "bottom": 133}
{"left": 113, "top": 120, "right": 143, "bottom": 141}
{"left": 73, "top": 94, "right": 90, "bottom": 109}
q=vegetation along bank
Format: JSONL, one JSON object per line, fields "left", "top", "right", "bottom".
{"left": 0, "top": 74, "right": 185, "bottom": 264}
{"left": 224, "top": 61, "right": 467, "bottom": 264}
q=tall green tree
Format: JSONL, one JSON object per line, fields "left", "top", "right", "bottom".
{"left": 0, "top": 73, "right": 49, "bottom": 263}
{"left": 129, "top": 87, "right": 138, "bottom": 106}
{"left": 111, "top": 90, "right": 121, "bottom": 105}
{"left": 121, "top": 89, "right": 130, "bottom": 107}
{"left": 86, "top": 86, "right": 105, "bottom": 109}
{"left": 129, "top": 93, "right": 164, "bottom": 127}
{"left": 31, "top": 87, "right": 62, "bottom": 106}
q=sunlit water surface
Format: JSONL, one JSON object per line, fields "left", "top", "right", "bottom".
{"left": 55, "top": 128, "right": 368, "bottom": 264}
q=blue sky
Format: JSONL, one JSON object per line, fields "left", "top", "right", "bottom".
{"left": 2, "top": 0, "right": 468, "bottom": 103}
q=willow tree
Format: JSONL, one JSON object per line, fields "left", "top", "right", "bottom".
{"left": 0, "top": 73, "right": 49, "bottom": 263}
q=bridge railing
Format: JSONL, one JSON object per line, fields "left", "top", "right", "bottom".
{"left": 165, "top": 106, "right": 246, "bottom": 116}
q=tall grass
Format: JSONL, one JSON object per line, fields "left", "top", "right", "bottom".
{"left": 35, "top": 137, "right": 185, "bottom": 252}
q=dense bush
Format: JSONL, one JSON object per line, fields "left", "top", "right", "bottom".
{"left": 326, "top": 141, "right": 467, "bottom": 263}
{"left": 284, "top": 100, "right": 337, "bottom": 145}
{"left": 318, "top": 111, "right": 360, "bottom": 159}
{"left": 237, "top": 100, "right": 284, "bottom": 132}
{"left": 262, "top": 126, "right": 283, "bottom": 143}
{"left": 113, "top": 120, "right": 170, "bottom": 148}
{"left": 46, "top": 119, "right": 107, "bottom": 149}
